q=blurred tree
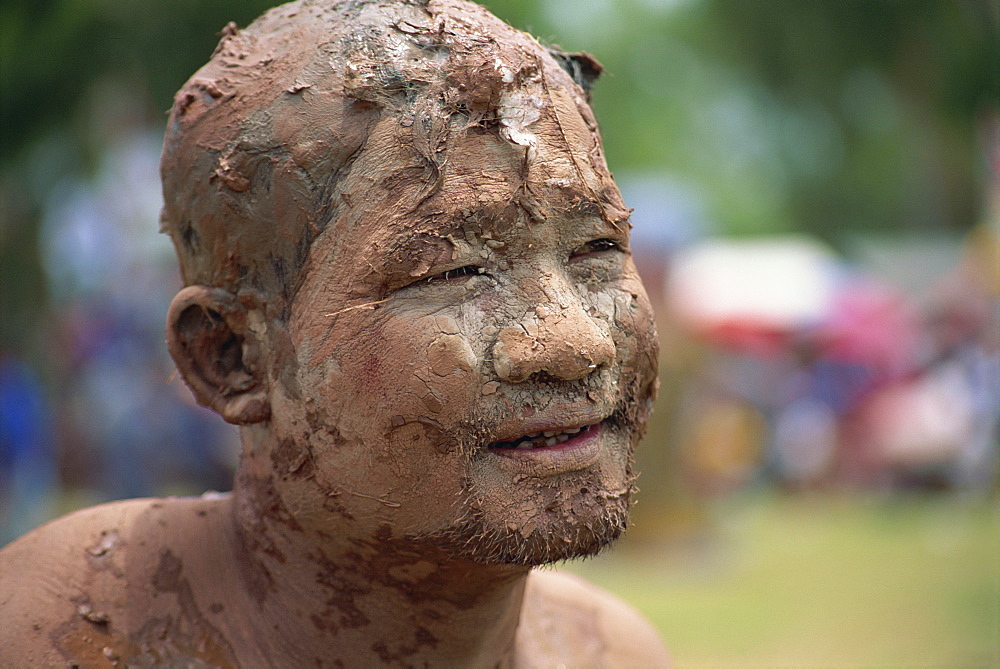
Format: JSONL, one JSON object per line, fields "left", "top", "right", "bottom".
{"left": 0, "top": 0, "right": 276, "bottom": 162}
{"left": 580, "top": 0, "right": 995, "bottom": 239}
{"left": 1, "top": 0, "right": 995, "bottom": 347}
{"left": 700, "top": 0, "right": 996, "bottom": 238}
{"left": 1, "top": 0, "right": 278, "bottom": 349}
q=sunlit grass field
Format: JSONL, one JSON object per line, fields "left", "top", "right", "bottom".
{"left": 563, "top": 492, "right": 999, "bottom": 668}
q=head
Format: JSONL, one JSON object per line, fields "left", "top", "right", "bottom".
{"left": 162, "top": 0, "right": 658, "bottom": 567}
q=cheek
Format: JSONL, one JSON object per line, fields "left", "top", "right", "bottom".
{"left": 604, "top": 268, "right": 659, "bottom": 384}
{"left": 316, "top": 313, "right": 485, "bottom": 446}
{"left": 286, "top": 312, "right": 486, "bottom": 524}
{"left": 579, "top": 266, "right": 654, "bottom": 340}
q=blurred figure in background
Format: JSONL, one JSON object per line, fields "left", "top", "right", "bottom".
{"left": 30, "top": 92, "right": 239, "bottom": 515}
{"left": 0, "top": 349, "right": 57, "bottom": 545}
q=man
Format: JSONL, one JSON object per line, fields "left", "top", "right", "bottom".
{"left": 0, "top": 0, "right": 668, "bottom": 665}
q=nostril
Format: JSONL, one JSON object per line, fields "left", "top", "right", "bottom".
{"left": 528, "top": 371, "right": 562, "bottom": 384}
{"left": 491, "top": 318, "right": 614, "bottom": 383}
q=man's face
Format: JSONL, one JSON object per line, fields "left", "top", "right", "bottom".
{"left": 266, "top": 101, "right": 658, "bottom": 566}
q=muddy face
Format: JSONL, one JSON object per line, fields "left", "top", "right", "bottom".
{"left": 161, "top": 0, "right": 659, "bottom": 567}
{"left": 267, "top": 102, "right": 658, "bottom": 566}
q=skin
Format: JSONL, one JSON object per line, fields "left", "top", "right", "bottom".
{"left": 0, "top": 1, "right": 669, "bottom": 666}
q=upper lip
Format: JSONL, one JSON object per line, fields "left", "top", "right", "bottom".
{"left": 487, "top": 404, "right": 611, "bottom": 447}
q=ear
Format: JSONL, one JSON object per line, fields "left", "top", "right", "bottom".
{"left": 166, "top": 285, "right": 271, "bottom": 425}
{"left": 547, "top": 49, "right": 603, "bottom": 102}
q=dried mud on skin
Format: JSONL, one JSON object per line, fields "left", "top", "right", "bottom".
{"left": 0, "top": 0, "right": 668, "bottom": 667}
{"left": 161, "top": 0, "right": 629, "bottom": 316}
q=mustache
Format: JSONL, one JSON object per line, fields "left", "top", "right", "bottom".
{"left": 452, "top": 368, "right": 649, "bottom": 457}
{"left": 382, "top": 359, "right": 656, "bottom": 459}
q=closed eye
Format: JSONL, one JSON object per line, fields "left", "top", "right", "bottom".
{"left": 423, "top": 265, "right": 486, "bottom": 283}
{"left": 570, "top": 238, "right": 625, "bottom": 261}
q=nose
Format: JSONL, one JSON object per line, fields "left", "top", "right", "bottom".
{"left": 491, "top": 281, "right": 616, "bottom": 383}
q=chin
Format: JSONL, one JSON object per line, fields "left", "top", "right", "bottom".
{"left": 459, "top": 505, "right": 631, "bottom": 567}
{"left": 404, "top": 379, "right": 651, "bottom": 566}
{"left": 413, "top": 463, "right": 636, "bottom": 567}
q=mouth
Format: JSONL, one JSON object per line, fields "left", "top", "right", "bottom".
{"left": 486, "top": 420, "right": 606, "bottom": 476}
{"left": 488, "top": 423, "right": 599, "bottom": 451}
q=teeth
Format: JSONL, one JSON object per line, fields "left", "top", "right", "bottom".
{"left": 497, "top": 425, "right": 590, "bottom": 450}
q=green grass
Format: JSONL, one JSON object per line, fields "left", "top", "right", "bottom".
{"left": 562, "top": 492, "right": 999, "bottom": 668}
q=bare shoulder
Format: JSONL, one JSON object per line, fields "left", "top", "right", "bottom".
{"left": 518, "top": 569, "right": 671, "bottom": 668}
{"left": 0, "top": 496, "right": 226, "bottom": 666}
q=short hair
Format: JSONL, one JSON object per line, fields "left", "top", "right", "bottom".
{"left": 160, "top": 0, "right": 606, "bottom": 318}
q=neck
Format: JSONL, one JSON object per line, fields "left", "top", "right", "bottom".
{"left": 223, "top": 442, "right": 530, "bottom": 668}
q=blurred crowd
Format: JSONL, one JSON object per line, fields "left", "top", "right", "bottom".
{"left": 2, "top": 0, "right": 995, "bottom": 547}
{"left": 2, "top": 131, "right": 997, "bottom": 547}
{"left": 631, "top": 181, "right": 1000, "bottom": 500}
{"left": 0, "top": 134, "right": 238, "bottom": 544}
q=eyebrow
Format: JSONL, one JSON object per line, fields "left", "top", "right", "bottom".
{"left": 362, "top": 229, "right": 459, "bottom": 288}
{"left": 567, "top": 198, "right": 604, "bottom": 219}
{"left": 566, "top": 195, "right": 631, "bottom": 234}
{"left": 383, "top": 228, "right": 459, "bottom": 260}
{"left": 371, "top": 195, "right": 625, "bottom": 268}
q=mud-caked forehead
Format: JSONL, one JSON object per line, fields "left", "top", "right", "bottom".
{"left": 160, "top": 0, "right": 620, "bottom": 316}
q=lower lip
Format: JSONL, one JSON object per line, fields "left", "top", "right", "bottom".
{"left": 487, "top": 423, "right": 604, "bottom": 477}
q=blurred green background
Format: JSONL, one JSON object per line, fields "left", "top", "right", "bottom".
{"left": 1, "top": 0, "right": 997, "bottom": 666}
